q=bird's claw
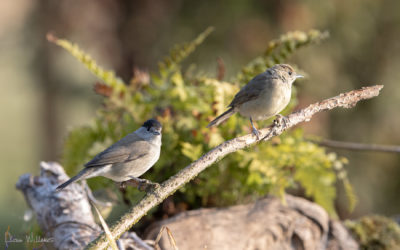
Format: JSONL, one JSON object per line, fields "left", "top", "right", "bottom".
{"left": 261, "top": 115, "right": 289, "bottom": 141}
{"left": 123, "top": 176, "right": 160, "bottom": 193}
{"left": 274, "top": 114, "right": 289, "bottom": 129}
{"left": 119, "top": 182, "right": 127, "bottom": 189}
{"left": 138, "top": 179, "right": 160, "bottom": 192}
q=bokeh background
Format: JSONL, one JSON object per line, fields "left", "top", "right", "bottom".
{"left": 1, "top": 0, "right": 400, "bottom": 239}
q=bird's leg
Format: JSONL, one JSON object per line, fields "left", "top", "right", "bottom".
{"left": 127, "top": 176, "right": 160, "bottom": 192}
{"left": 250, "top": 117, "right": 260, "bottom": 140}
{"left": 117, "top": 183, "right": 131, "bottom": 205}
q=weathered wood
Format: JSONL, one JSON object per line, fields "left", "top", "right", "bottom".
{"left": 16, "top": 162, "right": 152, "bottom": 250}
{"left": 145, "top": 195, "right": 358, "bottom": 250}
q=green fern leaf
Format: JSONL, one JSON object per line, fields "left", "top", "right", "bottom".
{"left": 47, "top": 34, "right": 127, "bottom": 93}
{"left": 237, "top": 29, "right": 329, "bottom": 83}
{"left": 158, "top": 27, "right": 214, "bottom": 77}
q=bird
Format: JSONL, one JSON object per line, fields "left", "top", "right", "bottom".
{"left": 56, "top": 119, "right": 162, "bottom": 191}
{"left": 207, "top": 64, "right": 303, "bottom": 138}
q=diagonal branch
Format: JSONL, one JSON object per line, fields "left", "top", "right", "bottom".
{"left": 88, "top": 85, "right": 384, "bottom": 249}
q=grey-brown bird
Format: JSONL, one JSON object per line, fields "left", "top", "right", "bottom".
{"left": 207, "top": 64, "right": 303, "bottom": 137}
{"left": 56, "top": 119, "right": 162, "bottom": 191}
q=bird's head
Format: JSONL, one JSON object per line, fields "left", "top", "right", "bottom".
{"left": 142, "top": 119, "right": 162, "bottom": 136}
{"left": 268, "top": 64, "right": 303, "bottom": 85}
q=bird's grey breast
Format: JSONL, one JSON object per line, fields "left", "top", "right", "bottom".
{"left": 237, "top": 79, "right": 291, "bottom": 120}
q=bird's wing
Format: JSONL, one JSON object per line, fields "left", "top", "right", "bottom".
{"left": 229, "top": 73, "right": 274, "bottom": 107}
{"left": 125, "top": 140, "right": 152, "bottom": 161}
{"left": 84, "top": 147, "right": 130, "bottom": 167}
{"left": 84, "top": 133, "right": 149, "bottom": 167}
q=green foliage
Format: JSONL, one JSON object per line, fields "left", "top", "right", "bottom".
{"left": 239, "top": 129, "right": 342, "bottom": 216}
{"left": 62, "top": 126, "right": 101, "bottom": 175}
{"left": 158, "top": 27, "right": 215, "bottom": 76}
{"left": 346, "top": 215, "right": 400, "bottom": 250}
{"left": 333, "top": 155, "right": 358, "bottom": 212}
{"left": 55, "top": 28, "right": 353, "bottom": 216}
{"left": 237, "top": 29, "right": 329, "bottom": 84}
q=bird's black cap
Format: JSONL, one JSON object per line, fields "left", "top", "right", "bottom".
{"left": 142, "top": 119, "right": 162, "bottom": 131}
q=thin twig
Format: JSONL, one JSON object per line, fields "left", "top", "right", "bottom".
{"left": 313, "top": 139, "right": 400, "bottom": 153}
{"left": 154, "top": 226, "right": 166, "bottom": 249}
{"left": 216, "top": 57, "right": 225, "bottom": 81}
{"left": 87, "top": 85, "right": 383, "bottom": 249}
{"left": 165, "top": 227, "right": 178, "bottom": 250}
{"left": 91, "top": 201, "right": 119, "bottom": 250}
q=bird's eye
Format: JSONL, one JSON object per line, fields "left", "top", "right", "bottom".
{"left": 289, "top": 71, "right": 293, "bottom": 76}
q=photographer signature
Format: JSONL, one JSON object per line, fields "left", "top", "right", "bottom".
{"left": 5, "top": 226, "right": 54, "bottom": 250}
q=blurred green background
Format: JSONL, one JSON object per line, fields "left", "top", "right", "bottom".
{"left": 1, "top": 0, "right": 400, "bottom": 241}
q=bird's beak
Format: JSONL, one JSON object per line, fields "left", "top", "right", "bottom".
{"left": 296, "top": 74, "right": 304, "bottom": 79}
{"left": 153, "top": 131, "right": 161, "bottom": 135}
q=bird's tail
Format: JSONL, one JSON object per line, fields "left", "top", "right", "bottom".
{"left": 56, "top": 167, "right": 96, "bottom": 191}
{"left": 207, "top": 108, "right": 236, "bottom": 128}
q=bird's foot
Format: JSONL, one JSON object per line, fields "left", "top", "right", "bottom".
{"left": 262, "top": 115, "right": 289, "bottom": 141}
{"left": 127, "top": 176, "right": 160, "bottom": 192}
{"left": 274, "top": 114, "right": 289, "bottom": 129}
{"left": 252, "top": 127, "right": 261, "bottom": 140}
{"left": 119, "top": 182, "right": 127, "bottom": 189}
{"left": 138, "top": 179, "right": 160, "bottom": 192}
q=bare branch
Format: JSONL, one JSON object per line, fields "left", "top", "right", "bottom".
{"left": 88, "top": 85, "right": 383, "bottom": 249}
{"left": 313, "top": 139, "right": 400, "bottom": 153}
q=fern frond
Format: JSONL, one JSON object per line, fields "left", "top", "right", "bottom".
{"left": 237, "top": 29, "right": 329, "bottom": 83}
{"left": 264, "top": 29, "right": 329, "bottom": 62}
{"left": 158, "top": 27, "right": 214, "bottom": 75}
{"left": 47, "top": 33, "right": 127, "bottom": 93}
{"left": 334, "top": 157, "right": 358, "bottom": 212}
